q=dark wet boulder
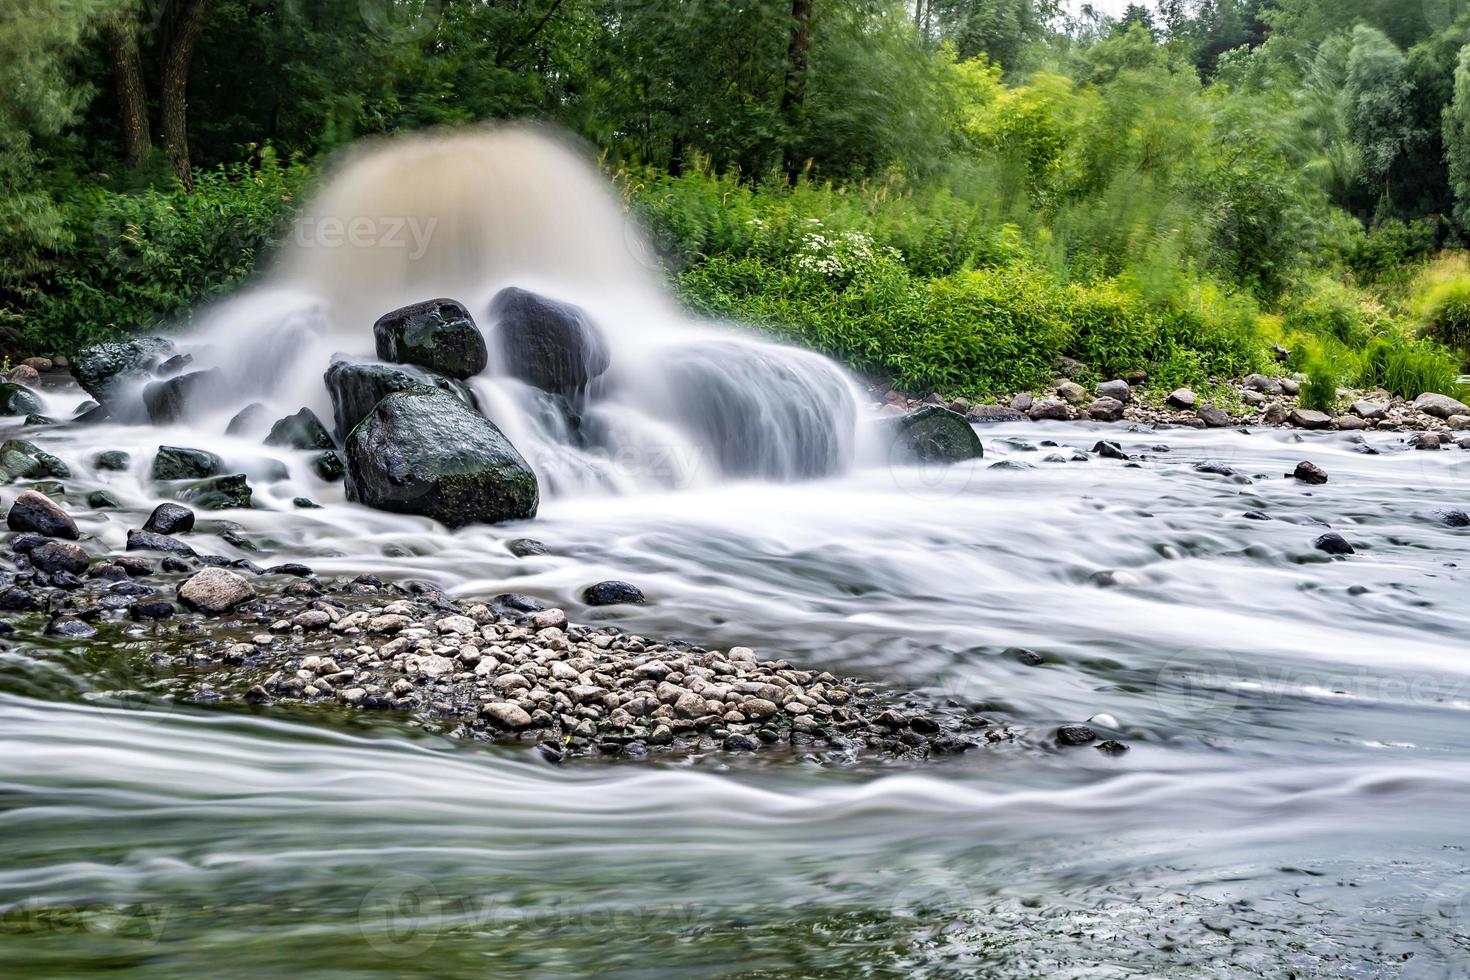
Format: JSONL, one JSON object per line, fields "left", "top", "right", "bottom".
{"left": 29, "top": 539, "right": 89, "bottom": 575}
{"left": 9, "top": 532, "right": 46, "bottom": 552}
{"left": 226, "top": 403, "right": 272, "bottom": 437}
{"left": 581, "top": 581, "right": 646, "bottom": 606}
{"left": 94, "top": 450, "right": 130, "bottom": 471}
{"left": 46, "top": 616, "right": 96, "bottom": 638}
{"left": 345, "top": 387, "right": 538, "bottom": 528}
{"left": 324, "top": 358, "right": 479, "bottom": 441}
{"left": 6, "top": 490, "right": 78, "bottom": 539}
{"left": 1197, "top": 405, "right": 1232, "bottom": 428}
{"left": 177, "top": 474, "right": 253, "bottom": 510}
{"left": 129, "top": 599, "right": 175, "bottom": 621}
{"left": 488, "top": 286, "right": 609, "bottom": 397}
{"left": 71, "top": 336, "right": 176, "bottom": 406}
{"left": 1291, "top": 461, "right": 1328, "bottom": 485}
{"left": 265, "top": 408, "right": 335, "bottom": 451}
{"left": 1055, "top": 724, "right": 1097, "bottom": 746}
{"left": 87, "top": 490, "right": 122, "bottom": 509}
{"left": 885, "top": 407, "right": 983, "bottom": 464}
{"left": 507, "top": 537, "right": 548, "bottom": 557}
{"left": 310, "top": 451, "right": 345, "bottom": 482}
{"left": 24, "top": 414, "right": 52, "bottom": 426}
{"left": 142, "top": 369, "right": 223, "bottom": 424}
{"left": 374, "top": 298, "right": 487, "bottom": 380}
{"left": 1093, "top": 441, "right": 1128, "bottom": 461}
{"left": 1313, "top": 532, "right": 1354, "bottom": 556}
{"left": 1, "top": 439, "right": 68, "bottom": 479}
{"left": 152, "top": 446, "right": 222, "bottom": 481}
{"left": 127, "top": 529, "right": 198, "bottom": 557}
{"left": 0, "top": 383, "right": 42, "bottom": 417}
{"left": 0, "top": 586, "right": 40, "bottom": 611}
{"left": 142, "top": 502, "right": 195, "bottom": 535}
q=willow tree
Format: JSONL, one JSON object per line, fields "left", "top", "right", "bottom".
{"left": 1444, "top": 44, "right": 1470, "bottom": 230}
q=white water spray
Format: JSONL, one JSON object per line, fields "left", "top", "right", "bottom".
{"left": 173, "top": 124, "right": 862, "bottom": 497}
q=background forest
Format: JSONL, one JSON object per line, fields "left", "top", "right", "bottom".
{"left": 7, "top": 0, "right": 1470, "bottom": 407}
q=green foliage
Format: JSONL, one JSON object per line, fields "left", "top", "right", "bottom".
{"left": 1358, "top": 334, "right": 1463, "bottom": 399}
{"left": 1418, "top": 274, "right": 1470, "bottom": 354}
{"left": 24, "top": 150, "right": 306, "bottom": 352}
{"left": 1299, "top": 357, "right": 1340, "bottom": 411}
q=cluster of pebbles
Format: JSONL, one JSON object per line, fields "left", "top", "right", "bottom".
{"left": 0, "top": 489, "right": 1008, "bottom": 763}
{"left": 236, "top": 587, "right": 1005, "bottom": 763}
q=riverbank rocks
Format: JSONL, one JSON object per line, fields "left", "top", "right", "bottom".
{"left": 374, "top": 298, "right": 488, "bottom": 380}
{"left": 1056, "top": 380, "right": 1087, "bottom": 404}
{"left": 142, "top": 502, "right": 195, "bottom": 535}
{"left": 1351, "top": 400, "right": 1388, "bottom": 420}
{"left": 345, "top": 387, "right": 538, "bottom": 527}
{"left": 1166, "top": 388, "right": 1196, "bottom": 409}
{"left": 71, "top": 336, "right": 176, "bottom": 407}
{"left": 177, "top": 567, "right": 256, "bottom": 614}
{"left": 1291, "top": 461, "right": 1328, "bottom": 485}
{"left": 1028, "top": 399, "right": 1070, "bottom": 421}
{"left": 0, "top": 384, "right": 42, "bottom": 417}
{"left": 1096, "top": 379, "right": 1131, "bottom": 403}
{"left": 886, "top": 407, "right": 982, "bottom": 463}
{"left": 488, "top": 286, "right": 609, "bottom": 397}
{"left": 582, "top": 581, "right": 647, "bottom": 606}
{"left": 965, "top": 404, "right": 1027, "bottom": 424}
{"left": 142, "top": 369, "right": 222, "bottom": 424}
{"left": 1086, "top": 397, "right": 1125, "bottom": 422}
{"left": 1197, "top": 405, "right": 1231, "bottom": 428}
{"left": 1289, "top": 408, "right": 1333, "bottom": 430}
{"left": 6, "top": 491, "right": 78, "bottom": 539}
{"left": 8, "top": 365, "right": 40, "bottom": 387}
{"left": 1413, "top": 391, "right": 1470, "bottom": 419}
{"left": 324, "top": 358, "right": 478, "bottom": 441}
{"left": 152, "top": 446, "right": 222, "bottom": 481}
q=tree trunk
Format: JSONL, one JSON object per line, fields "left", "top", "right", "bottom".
{"left": 103, "top": 9, "right": 151, "bottom": 169}
{"left": 781, "top": 0, "right": 814, "bottom": 178}
{"left": 160, "top": 0, "right": 212, "bottom": 190}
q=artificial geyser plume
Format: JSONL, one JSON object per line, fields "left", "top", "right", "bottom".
{"left": 66, "top": 125, "right": 977, "bottom": 527}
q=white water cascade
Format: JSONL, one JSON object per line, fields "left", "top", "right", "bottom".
{"left": 160, "top": 124, "right": 865, "bottom": 499}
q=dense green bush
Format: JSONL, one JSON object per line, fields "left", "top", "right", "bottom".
{"left": 1357, "top": 335, "right": 1464, "bottom": 399}
{"left": 1419, "top": 274, "right": 1470, "bottom": 355}
{"left": 22, "top": 150, "right": 305, "bottom": 352}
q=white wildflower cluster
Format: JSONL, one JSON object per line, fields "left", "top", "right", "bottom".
{"left": 794, "top": 229, "right": 902, "bottom": 283}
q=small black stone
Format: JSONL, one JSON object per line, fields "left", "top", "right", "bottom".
{"left": 1313, "top": 532, "right": 1355, "bottom": 556}
{"left": 1291, "top": 461, "right": 1328, "bottom": 485}
{"left": 45, "top": 616, "right": 97, "bottom": 638}
{"left": 495, "top": 593, "right": 543, "bottom": 613}
{"left": 0, "top": 587, "right": 40, "bottom": 612}
{"left": 142, "top": 502, "right": 195, "bottom": 536}
{"left": 723, "top": 733, "right": 760, "bottom": 751}
{"left": 1096, "top": 739, "right": 1130, "bottom": 755}
{"left": 1007, "top": 647, "right": 1044, "bottom": 666}
{"left": 507, "top": 538, "right": 549, "bottom": 557}
{"left": 1056, "top": 724, "right": 1097, "bottom": 746}
{"left": 1195, "top": 461, "right": 1236, "bottom": 477}
{"left": 582, "top": 581, "right": 646, "bottom": 606}
{"left": 129, "top": 600, "right": 175, "bottom": 621}
{"left": 266, "top": 563, "right": 313, "bottom": 577}
{"left": 1091, "top": 440, "right": 1128, "bottom": 460}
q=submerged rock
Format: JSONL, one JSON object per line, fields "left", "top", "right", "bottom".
{"left": 177, "top": 567, "right": 256, "bottom": 614}
{"left": 177, "top": 474, "right": 253, "bottom": 510}
{"left": 6, "top": 490, "right": 78, "bottom": 539}
{"left": 1, "top": 439, "right": 69, "bottom": 479}
{"left": 345, "top": 387, "right": 538, "bottom": 527}
{"left": 489, "top": 286, "right": 609, "bottom": 397}
{"left": 142, "top": 502, "right": 195, "bottom": 535}
{"left": 885, "top": 407, "right": 983, "bottom": 464}
{"left": 71, "top": 336, "right": 176, "bottom": 406}
{"left": 152, "top": 446, "right": 223, "bottom": 481}
{"left": 226, "top": 403, "right": 272, "bottom": 437}
{"left": 142, "top": 369, "right": 223, "bottom": 424}
{"left": 30, "top": 539, "right": 89, "bottom": 575}
{"left": 965, "top": 404, "right": 1027, "bottom": 424}
{"left": 94, "top": 450, "right": 131, "bottom": 471}
{"left": 324, "top": 358, "right": 479, "bottom": 441}
{"left": 126, "top": 529, "right": 198, "bottom": 556}
{"left": 310, "top": 451, "right": 345, "bottom": 482}
{"left": 374, "top": 298, "right": 487, "bottom": 380}
{"left": 0, "top": 384, "right": 43, "bottom": 417}
{"left": 1313, "top": 532, "right": 1355, "bottom": 556}
{"left": 265, "top": 407, "right": 335, "bottom": 450}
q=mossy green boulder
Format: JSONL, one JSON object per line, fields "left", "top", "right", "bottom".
{"left": 345, "top": 388, "right": 537, "bottom": 528}
{"left": 884, "top": 407, "right": 983, "bottom": 464}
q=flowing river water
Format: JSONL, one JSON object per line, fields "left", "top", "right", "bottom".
{"left": 3, "top": 128, "right": 1470, "bottom": 976}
